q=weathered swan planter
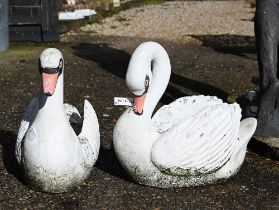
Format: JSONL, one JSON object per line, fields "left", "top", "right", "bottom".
{"left": 113, "top": 42, "right": 257, "bottom": 188}
{"left": 16, "top": 48, "right": 100, "bottom": 193}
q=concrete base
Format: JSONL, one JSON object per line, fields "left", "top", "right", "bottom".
{"left": 249, "top": 135, "right": 279, "bottom": 160}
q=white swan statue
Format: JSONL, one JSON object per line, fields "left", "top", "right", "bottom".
{"left": 16, "top": 48, "right": 100, "bottom": 193}
{"left": 113, "top": 41, "right": 257, "bottom": 188}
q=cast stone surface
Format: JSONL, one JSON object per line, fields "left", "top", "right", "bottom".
{"left": 16, "top": 48, "right": 100, "bottom": 193}
{"left": 113, "top": 41, "right": 257, "bottom": 188}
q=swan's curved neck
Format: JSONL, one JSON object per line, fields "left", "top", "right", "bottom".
{"left": 38, "top": 73, "right": 64, "bottom": 115}
{"left": 127, "top": 43, "right": 171, "bottom": 118}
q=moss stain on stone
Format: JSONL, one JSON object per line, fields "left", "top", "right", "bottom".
{"left": 161, "top": 167, "right": 203, "bottom": 177}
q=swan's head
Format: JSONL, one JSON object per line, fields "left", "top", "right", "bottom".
{"left": 39, "top": 48, "right": 64, "bottom": 96}
{"left": 126, "top": 44, "right": 153, "bottom": 115}
{"left": 127, "top": 73, "right": 151, "bottom": 115}
{"left": 126, "top": 41, "right": 171, "bottom": 116}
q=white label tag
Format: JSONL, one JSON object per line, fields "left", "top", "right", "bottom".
{"left": 114, "top": 97, "right": 133, "bottom": 106}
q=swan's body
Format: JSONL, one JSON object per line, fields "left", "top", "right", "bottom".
{"left": 16, "top": 48, "right": 100, "bottom": 192}
{"left": 113, "top": 42, "right": 257, "bottom": 188}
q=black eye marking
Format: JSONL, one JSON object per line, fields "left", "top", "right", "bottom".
{"left": 144, "top": 75, "right": 150, "bottom": 93}
{"left": 39, "top": 58, "right": 63, "bottom": 75}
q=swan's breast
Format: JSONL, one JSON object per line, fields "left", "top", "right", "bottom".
{"left": 113, "top": 109, "right": 160, "bottom": 175}
{"left": 23, "top": 118, "right": 78, "bottom": 169}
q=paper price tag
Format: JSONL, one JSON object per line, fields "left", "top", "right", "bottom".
{"left": 114, "top": 97, "right": 133, "bottom": 106}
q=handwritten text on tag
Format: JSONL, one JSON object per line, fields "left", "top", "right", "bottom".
{"left": 114, "top": 97, "right": 133, "bottom": 106}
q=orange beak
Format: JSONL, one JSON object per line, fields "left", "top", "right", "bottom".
{"left": 42, "top": 72, "right": 59, "bottom": 96}
{"left": 133, "top": 94, "right": 146, "bottom": 115}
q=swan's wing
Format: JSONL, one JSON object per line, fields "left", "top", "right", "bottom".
{"left": 152, "top": 95, "right": 224, "bottom": 133}
{"left": 77, "top": 100, "right": 100, "bottom": 166}
{"left": 16, "top": 98, "right": 39, "bottom": 163}
{"left": 64, "top": 103, "right": 83, "bottom": 134}
{"left": 151, "top": 103, "right": 241, "bottom": 175}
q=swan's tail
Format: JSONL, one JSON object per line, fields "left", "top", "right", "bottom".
{"left": 78, "top": 100, "right": 100, "bottom": 167}
{"left": 215, "top": 117, "right": 257, "bottom": 179}
{"left": 233, "top": 117, "right": 257, "bottom": 166}
{"left": 238, "top": 117, "right": 257, "bottom": 149}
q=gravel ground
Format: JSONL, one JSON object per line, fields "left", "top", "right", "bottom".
{"left": 1, "top": 37, "right": 278, "bottom": 209}
{"left": 72, "top": 0, "right": 255, "bottom": 42}
{"left": 1, "top": 0, "right": 278, "bottom": 209}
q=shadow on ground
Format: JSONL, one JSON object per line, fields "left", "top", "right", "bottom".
{"left": 95, "top": 145, "right": 134, "bottom": 183}
{"left": 72, "top": 43, "right": 229, "bottom": 103}
{"left": 191, "top": 34, "right": 256, "bottom": 60}
{"left": 0, "top": 130, "right": 23, "bottom": 182}
{"left": 72, "top": 43, "right": 130, "bottom": 79}
{"left": 248, "top": 139, "right": 279, "bottom": 160}
{"left": 163, "top": 73, "right": 229, "bottom": 103}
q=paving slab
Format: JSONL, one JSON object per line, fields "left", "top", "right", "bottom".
{"left": 250, "top": 136, "right": 279, "bottom": 160}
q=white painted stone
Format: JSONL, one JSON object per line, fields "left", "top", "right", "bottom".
{"left": 16, "top": 48, "right": 100, "bottom": 193}
{"left": 58, "top": 9, "right": 97, "bottom": 21}
{"left": 113, "top": 41, "right": 257, "bottom": 188}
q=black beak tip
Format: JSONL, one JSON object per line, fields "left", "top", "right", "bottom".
{"left": 44, "top": 92, "right": 53, "bottom": 96}
{"left": 134, "top": 110, "right": 143, "bottom": 115}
